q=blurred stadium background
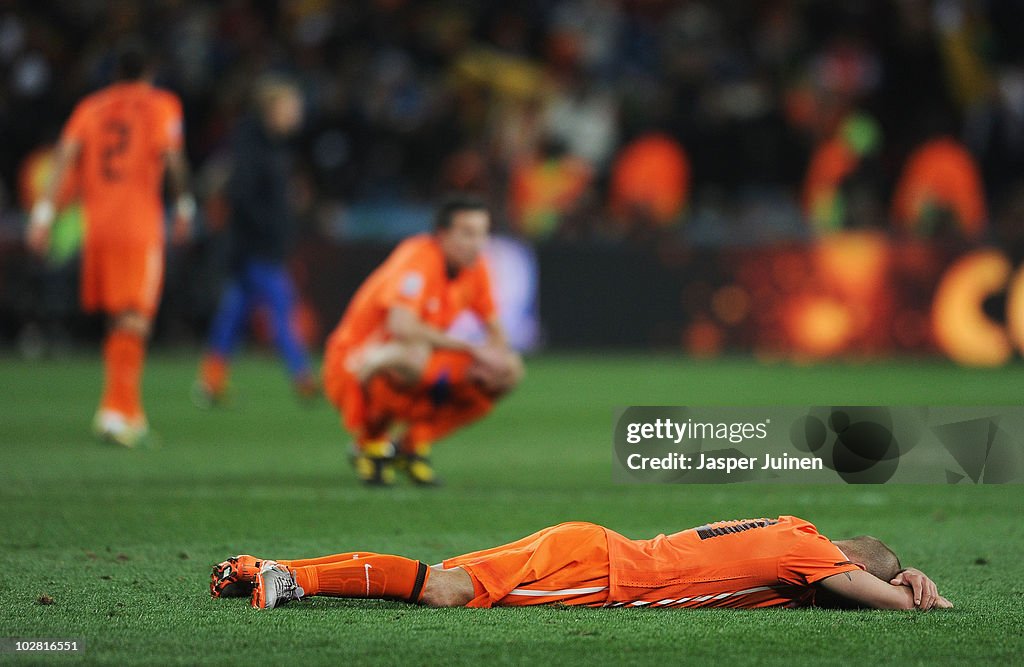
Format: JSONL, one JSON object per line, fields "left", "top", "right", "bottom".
{"left": 1, "top": 0, "right": 1024, "bottom": 365}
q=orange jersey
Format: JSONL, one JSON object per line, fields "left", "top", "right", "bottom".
{"left": 445, "top": 517, "right": 859, "bottom": 609}
{"left": 62, "top": 81, "right": 183, "bottom": 242}
{"left": 327, "top": 234, "right": 496, "bottom": 353}
{"left": 604, "top": 515, "right": 860, "bottom": 608}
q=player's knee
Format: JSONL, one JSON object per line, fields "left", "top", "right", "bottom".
{"left": 484, "top": 351, "right": 524, "bottom": 395}
{"left": 111, "top": 311, "right": 152, "bottom": 338}
{"left": 503, "top": 352, "right": 525, "bottom": 388}
{"left": 403, "top": 343, "right": 432, "bottom": 376}
{"left": 420, "top": 566, "right": 474, "bottom": 607}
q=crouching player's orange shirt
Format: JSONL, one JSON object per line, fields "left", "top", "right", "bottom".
{"left": 445, "top": 516, "right": 861, "bottom": 609}
{"left": 328, "top": 234, "right": 495, "bottom": 353}
{"left": 62, "top": 81, "right": 183, "bottom": 316}
{"left": 323, "top": 234, "right": 496, "bottom": 428}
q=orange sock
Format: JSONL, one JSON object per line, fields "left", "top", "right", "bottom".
{"left": 278, "top": 552, "right": 378, "bottom": 568}
{"left": 292, "top": 555, "right": 430, "bottom": 603}
{"left": 100, "top": 330, "right": 146, "bottom": 420}
{"left": 200, "top": 353, "right": 229, "bottom": 395}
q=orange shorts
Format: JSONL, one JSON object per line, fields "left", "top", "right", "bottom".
{"left": 81, "top": 232, "right": 164, "bottom": 318}
{"left": 323, "top": 339, "right": 477, "bottom": 437}
{"left": 443, "top": 522, "right": 611, "bottom": 608}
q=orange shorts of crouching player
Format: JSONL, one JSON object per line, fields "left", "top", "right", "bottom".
{"left": 210, "top": 515, "right": 952, "bottom": 612}
{"left": 322, "top": 196, "right": 524, "bottom": 486}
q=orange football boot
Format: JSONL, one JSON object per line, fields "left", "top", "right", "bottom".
{"left": 210, "top": 555, "right": 271, "bottom": 598}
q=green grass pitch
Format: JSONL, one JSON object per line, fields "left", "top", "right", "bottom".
{"left": 1, "top": 353, "right": 1022, "bottom": 665}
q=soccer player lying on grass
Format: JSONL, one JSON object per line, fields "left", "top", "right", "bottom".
{"left": 211, "top": 516, "right": 951, "bottom": 611}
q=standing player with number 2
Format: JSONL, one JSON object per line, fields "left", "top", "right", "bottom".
{"left": 26, "top": 40, "right": 194, "bottom": 447}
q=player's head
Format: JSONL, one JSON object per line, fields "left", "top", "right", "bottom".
{"left": 114, "top": 38, "right": 153, "bottom": 82}
{"left": 434, "top": 195, "right": 490, "bottom": 270}
{"left": 832, "top": 536, "right": 902, "bottom": 582}
{"left": 255, "top": 76, "right": 303, "bottom": 137}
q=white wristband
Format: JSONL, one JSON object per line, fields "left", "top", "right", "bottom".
{"left": 30, "top": 200, "right": 56, "bottom": 229}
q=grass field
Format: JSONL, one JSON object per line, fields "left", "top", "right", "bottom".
{"left": 1, "top": 353, "right": 1022, "bottom": 665}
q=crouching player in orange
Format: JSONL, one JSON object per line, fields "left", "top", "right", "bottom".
{"left": 210, "top": 516, "right": 952, "bottom": 611}
{"left": 322, "top": 196, "right": 523, "bottom": 486}
{"left": 25, "top": 41, "right": 193, "bottom": 447}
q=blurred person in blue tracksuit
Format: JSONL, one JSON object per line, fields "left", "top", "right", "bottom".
{"left": 194, "top": 76, "right": 317, "bottom": 405}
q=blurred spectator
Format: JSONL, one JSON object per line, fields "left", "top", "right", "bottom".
{"left": 802, "top": 113, "right": 882, "bottom": 233}
{"left": 932, "top": 0, "right": 994, "bottom": 114}
{"left": 508, "top": 136, "right": 593, "bottom": 240}
{"left": 544, "top": 77, "right": 619, "bottom": 170}
{"left": 891, "top": 136, "right": 988, "bottom": 240}
{"left": 15, "top": 145, "right": 83, "bottom": 356}
{"left": 1, "top": 0, "right": 1023, "bottom": 247}
{"left": 609, "top": 133, "right": 691, "bottom": 233}
{"left": 489, "top": 95, "right": 546, "bottom": 169}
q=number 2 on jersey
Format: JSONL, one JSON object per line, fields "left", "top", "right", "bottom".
{"left": 101, "top": 119, "right": 131, "bottom": 181}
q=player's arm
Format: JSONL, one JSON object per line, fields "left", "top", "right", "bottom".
{"left": 888, "top": 567, "right": 952, "bottom": 610}
{"left": 387, "top": 305, "right": 474, "bottom": 353}
{"left": 471, "top": 269, "right": 509, "bottom": 353}
{"left": 471, "top": 316, "right": 524, "bottom": 392}
{"left": 160, "top": 95, "right": 195, "bottom": 244}
{"left": 476, "top": 316, "right": 522, "bottom": 373}
{"left": 164, "top": 147, "right": 195, "bottom": 244}
{"left": 483, "top": 317, "right": 509, "bottom": 349}
{"left": 26, "top": 139, "right": 80, "bottom": 255}
{"left": 817, "top": 568, "right": 952, "bottom": 610}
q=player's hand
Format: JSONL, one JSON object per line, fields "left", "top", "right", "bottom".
{"left": 171, "top": 215, "right": 191, "bottom": 245}
{"left": 26, "top": 200, "right": 55, "bottom": 256}
{"left": 26, "top": 223, "right": 52, "bottom": 256}
{"left": 469, "top": 344, "right": 510, "bottom": 391}
{"left": 172, "top": 194, "right": 196, "bottom": 246}
{"left": 470, "top": 344, "right": 510, "bottom": 373}
{"left": 890, "top": 568, "right": 941, "bottom": 610}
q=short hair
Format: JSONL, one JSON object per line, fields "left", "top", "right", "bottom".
{"left": 434, "top": 194, "right": 489, "bottom": 231}
{"left": 114, "top": 38, "right": 151, "bottom": 81}
{"left": 253, "top": 75, "right": 301, "bottom": 113}
{"left": 836, "top": 536, "right": 902, "bottom": 582}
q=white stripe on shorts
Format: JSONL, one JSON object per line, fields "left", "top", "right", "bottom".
{"left": 507, "top": 586, "right": 608, "bottom": 597}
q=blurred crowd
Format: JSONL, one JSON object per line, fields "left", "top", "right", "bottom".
{"left": 2, "top": 0, "right": 1024, "bottom": 246}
